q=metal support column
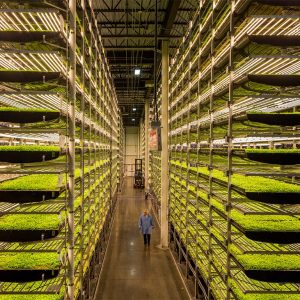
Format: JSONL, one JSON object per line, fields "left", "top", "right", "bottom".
{"left": 144, "top": 99, "right": 150, "bottom": 191}
{"left": 137, "top": 123, "right": 140, "bottom": 159}
{"left": 68, "top": 0, "right": 76, "bottom": 298}
{"left": 79, "top": 0, "right": 86, "bottom": 297}
{"left": 160, "top": 40, "right": 169, "bottom": 248}
{"left": 226, "top": 2, "right": 235, "bottom": 299}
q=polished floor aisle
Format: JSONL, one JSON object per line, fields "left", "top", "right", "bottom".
{"left": 95, "top": 178, "right": 189, "bottom": 300}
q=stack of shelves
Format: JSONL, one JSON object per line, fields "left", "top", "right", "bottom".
{"left": 149, "top": 88, "right": 162, "bottom": 210}
{"left": 116, "top": 117, "right": 125, "bottom": 192}
{"left": 169, "top": 1, "right": 300, "bottom": 299}
{"left": 111, "top": 95, "right": 121, "bottom": 197}
{"left": 0, "top": 1, "right": 122, "bottom": 299}
{"left": 140, "top": 119, "right": 145, "bottom": 172}
{"left": 119, "top": 122, "right": 125, "bottom": 190}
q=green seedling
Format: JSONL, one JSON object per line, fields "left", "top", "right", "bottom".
{"left": 0, "top": 145, "right": 60, "bottom": 152}
{"left": 0, "top": 214, "right": 61, "bottom": 230}
{"left": 0, "top": 107, "right": 58, "bottom": 113}
{"left": 0, "top": 252, "right": 60, "bottom": 270}
{"left": 230, "top": 244, "right": 300, "bottom": 270}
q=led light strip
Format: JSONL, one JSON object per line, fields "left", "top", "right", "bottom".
{"left": 0, "top": 52, "right": 65, "bottom": 72}
{"left": 170, "top": 96, "right": 300, "bottom": 135}
{"left": 172, "top": 16, "right": 300, "bottom": 82}
{"left": 0, "top": 93, "right": 103, "bottom": 133}
{"left": 213, "top": 136, "right": 300, "bottom": 145}
{"left": 235, "top": 17, "right": 300, "bottom": 43}
{"left": 171, "top": 56, "right": 300, "bottom": 110}
{"left": 0, "top": 93, "right": 62, "bottom": 110}
{"left": 0, "top": 10, "right": 61, "bottom": 32}
{"left": 0, "top": 132, "right": 59, "bottom": 142}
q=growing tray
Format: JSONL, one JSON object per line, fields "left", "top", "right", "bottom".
{"left": 0, "top": 71, "right": 61, "bottom": 83}
{"left": 0, "top": 190, "right": 61, "bottom": 203}
{"left": 245, "top": 151, "right": 300, "bottom": 165}
{"left": 231, "top": 219, "right": 300, "bottom": 243}
{"left": 0, "top": 228, "right": 61, "bottom": 242}
{"left": 244, "top": 269, "right": 300, "bottom": 283}
{"left": 247, "top": 112, "right": 300, "bottom": 126}
{"left": 0, "top": 31, "right": 62, "bottom": 43}
{"left": 245, "top": 191, "right": 300, "bottom": 204}
{"left": 248, "top": 74, "right": 300, "bottom": 87}
{"left": 0, "top": 269, "right": 59, "bottom": 282}
{"left": 257, "top": 0, "right": 300, "bottom": 5}
{"left": 0, "top": 110, "right": 60, "bottom": 123}
{"left": 0, "top": 150, "right": 60, "bottom": 163}
{"left": 249, "top": 35, "right": 300, "bottom": 47}
{"left": 243, "top": 230, "right": 300, "bottom": 244}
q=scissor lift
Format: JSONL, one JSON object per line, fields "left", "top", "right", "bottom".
{"left": 134, "top": 159, "right": 144, "bottom": 189}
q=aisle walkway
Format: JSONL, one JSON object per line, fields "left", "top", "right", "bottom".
{"left": 95, "top": 178, "right": 189, "bottom": 300}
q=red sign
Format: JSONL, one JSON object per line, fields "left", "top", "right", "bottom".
{"left": 149, "top": 127, "right": 161, "bottom": 151}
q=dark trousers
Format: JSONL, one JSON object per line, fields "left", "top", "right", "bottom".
{"left": 143, "top": 234, "right": 151, "bottom": 245}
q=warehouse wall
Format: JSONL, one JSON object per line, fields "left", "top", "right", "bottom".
{"left": 125, "top": 126, "right": 139, "bottom": 176}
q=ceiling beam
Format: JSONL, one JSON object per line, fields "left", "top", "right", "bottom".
{"left": 101, "top": 34, "right": 181, "bottom": 39}
{"left": 110, "top": 63, "right": 153, "bottom": 67}
{"left": 145, "top": 0, "right": 182, "bottom": 101}
{"left": 98, "top": 21, "right": 188, "bottom": 26}
{"left": 105, "top": 46, "right": 177, "bottom": 51}
{"left": 161, "top": 0, "right": 182, "bottom": 36}
{"left": 95, "top": 8, "right": 191, "bottom": 13}
{"left": 119, "top": 102, "right": 145, "bottom": 104}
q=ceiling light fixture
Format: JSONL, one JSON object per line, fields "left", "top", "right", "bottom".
{"left": 134, "top": 69, "right": 141, "bottom": 76}
{"left": 133, "top": 107, "right": 137, "bottom": 111}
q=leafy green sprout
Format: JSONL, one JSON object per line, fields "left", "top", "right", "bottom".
{"left": 0, "top": 174, "right": 60, "bottom": 191}
{"left": 0, "top": 107, "right": 58, "bottom": 113}
{"left": 248, "top": 111, "right": 300, "bottom": 115}
{"left": 230, "top": 244, "right": 300, "bottom": 271}
{"left": 0, "top": 145, "right": 60, "bottom": 152}
{"left": 178, "top": 160, "right": 300, "bottom": 193}
{"left": 0, "top": 294, "right": 64, "bottom": 300}
{"left": 229, "top": 278, "right": 300, "bottom": 300}
{"left": 0, "top": 214, "right": 61, "bottom": 230}
{"left": 172, "top": 171, "right": 300, "bottom": 232}
{"left": 0, "top": 252, "right": 60, "bottom": 270}
{"left": 245, "top": 149, "right": 300, "bottom": 154}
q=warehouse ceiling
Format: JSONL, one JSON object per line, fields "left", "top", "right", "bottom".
{"left": 91, "top": 0, "right": 198, "bottom": 126}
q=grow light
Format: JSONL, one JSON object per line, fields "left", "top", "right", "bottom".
{"left": 235, "top": 16, "right": 300, "bottom": 44}
{"left": 0, "top": 52, "right": 65, "bottom": 73}
{"left": 171, "top": 17, "right": 300, "bottom": 97}
{"left": 0, "top": 92, "right": 92, "bottom": 126}
{"left": 213, "top": 136, "right": 300, "bottom": 146}
{"left": 176, "top": 56, "right": 300, "bottom": 112}
{"left": 235, "top": 57, "right": 300, "bottom": 78}
{"left": 0, "top": 132, "right": 59, "bottom": 143}
{"left": 196, "top": 96, "right": 300, "bottom": 125}
{"left": 0, "top": 10, "right": 61, "bottom": 32}
{"left": 0, "top": 92, "right": 62, "bottom": 110}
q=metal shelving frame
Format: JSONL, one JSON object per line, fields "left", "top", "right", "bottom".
{"left": 168, "top": 1, "right": 300, "bottom": 300}
{"left": 149, "top": 86, "right": 162, "bottom": 217}
{"left": 0, "top": 1, "right": 123, "bottom": 299}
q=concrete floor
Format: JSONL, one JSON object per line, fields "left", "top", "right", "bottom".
{"left": 95, "top": 178, "right": 189, "bottom": 300}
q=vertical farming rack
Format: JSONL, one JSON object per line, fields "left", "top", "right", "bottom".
{"left": 139, "top": 118, "right": 145, "bottom": 172}
{"left": 0, "top": 0, "right": 123, "bottom": 299}
{"left": 168, "top": 0, "right": 300, "bottom": 299}
{"left": 149, "top": 86, "right": 162, "bottom": 218}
